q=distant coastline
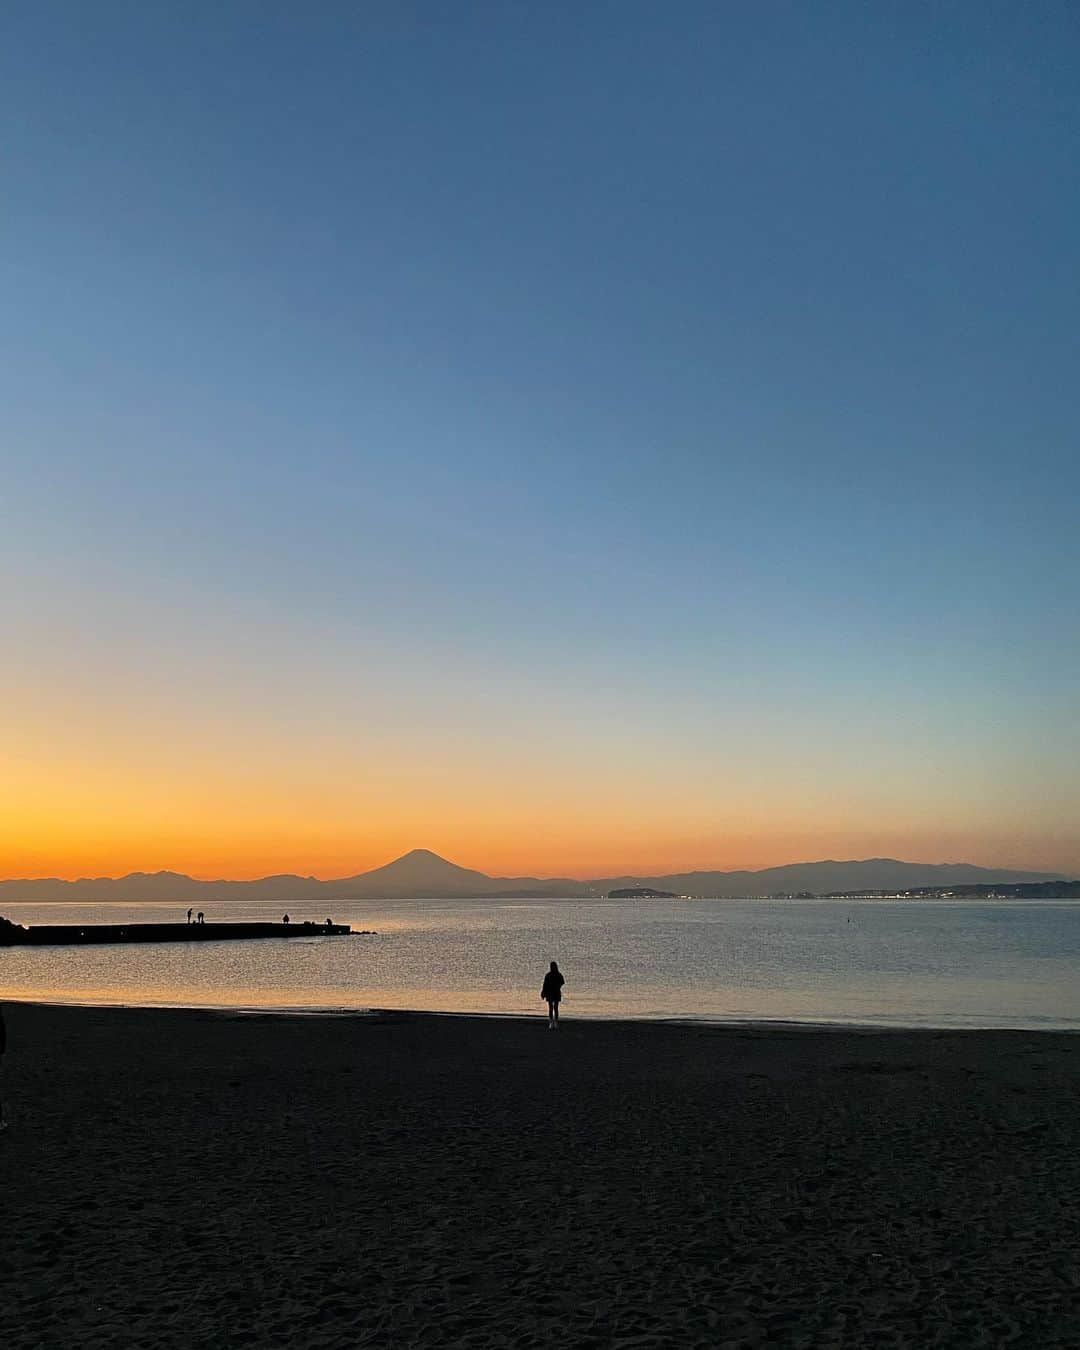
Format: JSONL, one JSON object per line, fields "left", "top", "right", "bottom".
{"left": 0, "top": 848, "right": 1074, "bottom": 903}
{"left": 823, "top": 881, "right": 1080, "bottom": 901}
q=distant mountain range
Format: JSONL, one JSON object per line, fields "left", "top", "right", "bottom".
{"left": 0, "top": 848, "right": 1071, "bottom": 903}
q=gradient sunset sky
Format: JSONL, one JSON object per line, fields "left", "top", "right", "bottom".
{"left": 4, "top": 3, "right": 1078, "bottom": 880}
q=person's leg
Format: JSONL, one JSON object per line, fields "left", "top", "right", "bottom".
{"left": 553, "top": 1001, "right": 559, "bottom": 1025}
{"left": 546, "top": 1000, "right": 555, "bottom": 1027}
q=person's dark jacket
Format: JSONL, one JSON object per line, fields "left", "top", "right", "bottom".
{"left": 541, "top": 971, "right": 565, "bottom": 1002}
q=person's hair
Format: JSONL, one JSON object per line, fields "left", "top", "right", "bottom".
{"left": 550, "top": 961, "right": 559, "bottom": 971}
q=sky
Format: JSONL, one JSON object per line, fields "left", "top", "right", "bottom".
{"left": 2, "top": 1, "right": 1078, "bottom": 880}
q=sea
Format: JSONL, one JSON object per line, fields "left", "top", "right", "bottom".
{"left": 1, "top": 895, "right": 1078, "bottom": 1030}
{"left": 0, "top": 896, "right": 1074, "bottom": 1031}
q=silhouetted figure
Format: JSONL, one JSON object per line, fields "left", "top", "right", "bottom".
{"left": 186, "top": 908, "right": 193, "bottom": 925}
{"left": 0, "top": 1005, "right": 7, "bottom": 1130}
{"left": 540, "top": 961, "right": 565, "bottom": 1029}
{"left": 282, "top": 914, "right": 290, "bottom": 925}
{"left": 196, "top": 911, "right": 204, "bottom": 925}
{"left": 325, "top": 917, "right": 333, "bottom": 930}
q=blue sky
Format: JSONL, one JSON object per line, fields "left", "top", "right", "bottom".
{"left": 2, "top": 2, "right": 1078, "bottom": 876}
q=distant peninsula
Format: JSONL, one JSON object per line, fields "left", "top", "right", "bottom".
{"left": 0, "top": 849, "right": 1074, "bottom": 904}
{"left": 607, "top": 887, "right": 678, "bottom": 899}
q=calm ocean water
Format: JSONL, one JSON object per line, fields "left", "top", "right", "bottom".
{"left": 1, "top": 896, "right": 1078, "bottom": 1029}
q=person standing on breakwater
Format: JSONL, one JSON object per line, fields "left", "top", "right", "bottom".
{"left": 540, "top": 962, "right": 565, "bottom": 1029}
{"left": 187, "top": 908, "right": 193, "bottom": 925}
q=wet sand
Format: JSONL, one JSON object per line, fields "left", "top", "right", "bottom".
{"left": 2, "top": 1003, "right": 1079, "bottom": 1348}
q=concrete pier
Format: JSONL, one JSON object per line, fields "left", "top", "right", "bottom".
{"left": 0, "top": 919, "right": 360, "bottom": 946}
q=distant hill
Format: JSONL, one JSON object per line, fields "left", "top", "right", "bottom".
{"left": 0, "top": 870, "right": 330, "bottom": 902}
{"left": 591, "top": 858, "right": 1069, "bottom": 898}
{"left": 0, "top": 850, "right": 1069, "bottom": 903}
{"left": 329, "top": 849, "right": 585, "bottom": 899}
{"left": 0, "top": 849, "right": 588, "bottom": 903}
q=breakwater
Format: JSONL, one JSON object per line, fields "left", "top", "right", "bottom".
{"left": 0, "top": 919, "right": 362, "bottom": 947}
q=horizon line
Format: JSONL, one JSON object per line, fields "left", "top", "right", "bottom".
{"left": 0, "top": 848, "right": 1071, "bottom": 887}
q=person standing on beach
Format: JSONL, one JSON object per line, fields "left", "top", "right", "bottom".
{"left": 187, "top": 908, "right": 193, "bottom": 924}
{"left": 540, "top": 962, "right": 565, "bottom": 1029}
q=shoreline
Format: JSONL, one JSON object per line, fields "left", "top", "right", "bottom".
{"left": 3, "top": 1003, "right": 1080, "bottom": 1346}
{"left": 3, "top": 991, "right": 1080, "bottom": 1034}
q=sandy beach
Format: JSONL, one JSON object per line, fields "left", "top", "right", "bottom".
{"left": 2, "top": 1005, "right": 1079, "bottom": 1348}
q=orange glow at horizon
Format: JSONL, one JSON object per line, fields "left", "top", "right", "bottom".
{"left": 4, "top": 637, "right": 1078, "bottom": 882}
{"left": 4, "top": 812, "right": 1076, "bottom": 884}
